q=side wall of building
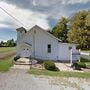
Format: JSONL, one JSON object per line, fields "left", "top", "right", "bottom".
{"left": 16, "top": 27, "right": 79, "bottom": 61}
{"left": 24, "top": 27, "right": 59, "bottom": 60}
{"left": 58, "top": 43, "right": 79, "bottom": 61}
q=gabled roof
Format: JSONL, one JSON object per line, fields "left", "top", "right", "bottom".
{"left": 16, "top": 25, "right": 62, "bottom": 41}
{"left": 26, "top": 25, "right": 62, "bottom": 42}
{"left": 16, "top": 25, "right": 79, "bottom": 46}
{"left": 16, "top": 27, "right": 27, "bottom": 32}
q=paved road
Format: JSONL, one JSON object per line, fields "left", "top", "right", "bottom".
{"left": 0, "top": 65, "right": 90, "bottom": 90}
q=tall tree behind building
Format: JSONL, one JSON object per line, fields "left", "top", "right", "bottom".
{"left": 67, "top": 10, "right": 90, "bottom": 49}
{"left": 52, "top": 17, "right": 69, "bottom": 42}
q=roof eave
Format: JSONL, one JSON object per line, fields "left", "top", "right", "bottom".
{"left": 16, "top": 27, "right": 27, "bottom": 32}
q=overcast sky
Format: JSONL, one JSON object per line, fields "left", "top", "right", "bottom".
{"left": 0, "top": 0, "right": 90, "bottom": 41}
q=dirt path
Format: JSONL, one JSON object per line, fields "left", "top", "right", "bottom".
{"left": 0, "top": 58, "right": 90, "bottom": 90}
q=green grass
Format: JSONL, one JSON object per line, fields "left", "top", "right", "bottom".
{"left": 0, "top": 47, "right": 16, "bottom": 59}
{"left": 0, "top": 57, "right": 14, "bottom": 72}
{"left": 85, "top": 62, "right": 90, "bottom": 68}
{"left": 0, "top": 47, "right": 15, "bottom": 72}
{"left": 0, "top": 47, "right": 15, "bottom": 53}
{"left": 80, "top": 56, "right": 90, "bottom": 68}
{"left": 81, "top": 55, "right": 90, "bottom": 60}
{"left": 81, "top": 50, "right": 90, "bottom": 53}
{"left": 29, "top": 69, "right": 90, "bottom": 78}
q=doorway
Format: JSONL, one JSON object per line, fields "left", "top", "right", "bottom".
{"left": 21, "top": 46, "right": 32, "bottom": 58}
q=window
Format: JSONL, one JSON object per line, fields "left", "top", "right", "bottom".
{"left": 69, "top": 47, "right": 72, "bottom": 50}
{"left": 48, "top": 44, "right": 51, "bottom": 53}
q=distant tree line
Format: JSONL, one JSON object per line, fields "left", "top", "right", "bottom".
{"left": 51, "top": 10, "right": 90, "bottom": 49}
{"left": 0, "top": 39, "right": 16, "bottom": 47}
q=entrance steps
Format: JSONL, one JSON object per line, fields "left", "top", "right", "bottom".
{"left": 14, "top": 58, "right": 30, "bottom": 65}
{"left": 14, "top": 58, "right": 38, "bottom": 65}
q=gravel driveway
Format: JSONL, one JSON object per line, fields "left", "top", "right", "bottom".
{"left": 0, "top": 65, "right": 90, "bottom": 90}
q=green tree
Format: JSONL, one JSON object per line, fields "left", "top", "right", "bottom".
{"left": 67, "top": 10, "right": 90, "bottom": 49}
{"left": 7, "top": 39, "right": 16, "bottom": 47}
{"left": 0, "top": 41, "right": 4, "bottom": 47}
{"left": 52, "top": 17, "right": 69, "bottom": 42}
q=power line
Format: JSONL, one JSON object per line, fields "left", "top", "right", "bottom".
{"left": 0, "top": 6, "right": 28, "bottom": 28}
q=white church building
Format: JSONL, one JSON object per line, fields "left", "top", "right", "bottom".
{"left": 16, "top": 25, "right": 80, "bottom": 61}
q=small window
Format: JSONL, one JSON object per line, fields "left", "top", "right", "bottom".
{"left": 69, "top": 47, "right": 72, "bottom": 50}
{"left": 48, "top": 44, "right": 51, "bottom": 53}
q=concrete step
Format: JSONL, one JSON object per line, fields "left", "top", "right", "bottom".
{"left": 14, "top": 62, "right": 30, "bottom": 65}
{"left": 15, "top": 58, "right": 38, "bottom": 65}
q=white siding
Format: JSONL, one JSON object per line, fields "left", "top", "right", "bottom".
{"left": 16, "top": 29, "right": 26, "bottom": 56}
{"left": 24, "top": 28, "right": 59, "bottom": 60}
{"left": 16, "top": 26, "right": 80, "bottom": 61}
{"left": 58, "top": 43, "right": 79, "bottom": 61}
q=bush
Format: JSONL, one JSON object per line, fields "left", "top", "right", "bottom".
{"left": 71, "top": 62, "right": 81, "bottom": 70}
{"left": 80, "top": 57, "right": 89, "bottom": 62}
{"left": 77, "top": 62, "right": 86, "bottom": 68}
{"left": 71, "top": 62, "right": 86, "bottom": 70}
{"left": 43, "top": 60, "right": 56, "bottom": 71}
{"left": 14, "top": 56, "right": 20, "bottom": 61}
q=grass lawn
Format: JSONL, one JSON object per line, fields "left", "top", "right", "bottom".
{"left": 0, "top": 47, "right": 15, "bottom": 72}
{"left": 0, "top": 47, "right": 16, "bottom": 53}
{"left": 0, "top": 47, "right": 16, "bottom": 56}
{"left": 85, "top": 62, "right": 90, "bottom": 68}
{"left": 81, "top": 55, "right": 90, "bottom": 60}
{"left": 81, "top": 49, "right": 90, "bottom": 52}
{"left": 0, "top": 47, "right": 16, "bottom": 59}
{"left": 29, "top": 69, "right": 90, "bottom": 78}
{"left": 0, "top": 57, "right": 14, "bottom": 72}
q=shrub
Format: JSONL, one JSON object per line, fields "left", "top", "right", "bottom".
{"left": 71, "top": 62, "right": 81, "bottom": 70}
{"left": 43, "top": 60, "right": 56, "bottom": 71}
{"left": 80, "top": 57, "right": 89, "bottom": 62}
{"left": 77, "top": 62, "right": 86, "bottom": 68}
{"left": 72, "top": 62, "right": 86, "bottom": 70}
{"left": 14, "top": 56, "right": 20, "bottom": 61}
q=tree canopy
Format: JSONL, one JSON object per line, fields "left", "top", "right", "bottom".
{"left": 67, "top": 10, "right": 90, "bottom": 48}
{"left": 0, "top": 39, "right": 16, "bottom": 47}
{"left": 51, "top": 10, "right": 90, "bottom": 49}
{"left": 52, "top": 17, "right": 69, "bottom": 42}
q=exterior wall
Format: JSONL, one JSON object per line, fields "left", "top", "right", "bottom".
{"left": 16, "top": 28, "right": 27, "bottom": 57}
{"left": 58, "top": 43, "right": 79, "bottom": 61}
{"left": 24, "top": 27, "right": 59, "bottom": 60}
{"left": 16, "top": 31, "right": 22, "bottom": 56}
{"left": 16, "top": 27, "right": 59, "bottom": 60}
{"left": 16, "top": 26, "right": 80, "bottom": 61}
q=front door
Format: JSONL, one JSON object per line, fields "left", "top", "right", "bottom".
{"left": 21, "top": 47, "right": 31, "bottom": 58}
{"left": 25, "top": 48, "right": 31, "bottom": 57}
